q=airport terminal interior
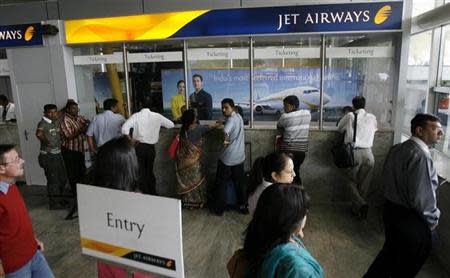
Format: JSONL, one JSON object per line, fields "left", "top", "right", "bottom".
{"left": 1, "top": 0, "right": 450, "bottom": 277}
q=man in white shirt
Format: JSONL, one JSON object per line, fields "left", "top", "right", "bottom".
{"left": 121, "top": 98, "right": 174, "bottom": 195}
{"left": 0, "top": 95, "right": 16, "bottom": 122}
{"left": 87, "top": 98, "right": 125, "bottom": 153}
{"left": 337, "top": 96, "right": 377, "bottom": 219}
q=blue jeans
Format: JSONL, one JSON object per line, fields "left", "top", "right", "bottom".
{"left": 6, "top": 250, "right": 54, "bottom": 278}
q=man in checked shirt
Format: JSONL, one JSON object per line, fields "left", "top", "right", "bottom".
{"left": 60, "top": 101, "right": 89, "bottom": 216}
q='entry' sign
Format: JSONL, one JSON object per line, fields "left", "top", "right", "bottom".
{"left": 77, "top": 184, "right": 184, "bottom": 278}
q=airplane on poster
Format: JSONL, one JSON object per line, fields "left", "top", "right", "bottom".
{"left": 251, "top": 86, "right": 331, "bottom": 114}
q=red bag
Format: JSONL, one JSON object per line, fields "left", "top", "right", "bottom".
{"left": 168, "top": 135, "right": 179, "bottom": 160}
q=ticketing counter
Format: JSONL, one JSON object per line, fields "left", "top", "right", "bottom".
{"left": 62, "top": 1, "right": 403, "bottom": 203}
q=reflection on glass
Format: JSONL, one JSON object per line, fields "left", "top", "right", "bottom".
{"left": 325, "top": 33, "right": 398, "bottom": 128}
{"left": 73, "top": 45, "right": 125, "bottom": 121}
{"left": 404, "top": 31, "right": 432, "bottom": 133}
{"left": 127, "top": 41, "right": 184, "bottom": 121}
{"left": 186, "top": 38, "right": 250, "bottom": 123}
{"left": 412, "top": 0, "right": 445, "bottom": 17}
{"left": 441, "top": 25, "right": 450, "bottom": 86}
{"left": 435, "top": 93, "right": 450, "bottom": 155}
{"left": 253, "top": 35, "right": 321, "bottom": 125}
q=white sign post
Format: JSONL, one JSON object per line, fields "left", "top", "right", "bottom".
{"left": 77, "top": 184, "right": 184, "bottom": 278}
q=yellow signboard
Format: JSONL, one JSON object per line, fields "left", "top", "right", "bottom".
{"left": 65, "top": 11, "right": 208, "bottom": 44}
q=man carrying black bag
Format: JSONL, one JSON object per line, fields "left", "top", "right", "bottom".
{"left": 337, "top": 96, "right": 377, "bottom": 219}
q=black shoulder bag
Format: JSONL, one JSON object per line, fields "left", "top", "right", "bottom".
{"left": 331, "top": 112, "right": 358, "bottom": 168}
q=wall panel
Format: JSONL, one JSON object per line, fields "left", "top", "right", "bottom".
{"left": 0, "top": 2, "right": 47, "bottom": 25}
{"left": 143, "top": 0, "right": 240, "bottom": 13}
{"left": 58, "top": 0, "right": 142, "bottom": 19}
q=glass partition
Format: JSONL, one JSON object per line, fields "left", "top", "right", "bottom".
{"left": 126, "top": 41, "right": 184, "bottom": 121}
{"left": 186, "top": 37, "right": 250, "bottom": 124}
{"left": 252, "top": 35, "right": 322, "bottom": 127}
{"left": 325, "top": 33, "right": 398, "bottom": 128}
{"left": 440, "top": 25, "right": 450, "bottom": 86}
{"left": 72, "top": 44, "right": 125, "bottom": 120}
{"left": 412, "top": 0, "right": 445, "bottom": 17}
{"left": 403, "top": 30, "right": 433, "bottom": 134}
{"left": 71, "top": 33, "right": 400, "bottom": 128}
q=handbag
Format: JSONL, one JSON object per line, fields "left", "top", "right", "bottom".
{"left": 331, "top": 112, "right": 358, "bottom": 168}
{"left": 227, "top": 248, "right": 249, "bottom": 278}
{"left": 168, "top": 134, "right": 180, "bottom": 160}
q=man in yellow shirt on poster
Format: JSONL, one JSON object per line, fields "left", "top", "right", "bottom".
{"left": 171, "top": 80, "right": 186, "bottom": 122}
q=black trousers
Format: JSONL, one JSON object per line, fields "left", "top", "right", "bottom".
{"left": 38, "top": 152, "right": 69, "bottom": 208}
{"left": 62, "top": 147, "right": 85, "bottom": 196}
{"left": 364, "top": 201, "right": 432, "bottom": 278}
{"left": 135, "top": 143, "right": 156, "bottom": 195}
{"left": 213, "top": 160, "right": 246, "bottom": 213}
{"left": 282, "top": 150, "right": 305, "bottom": 185}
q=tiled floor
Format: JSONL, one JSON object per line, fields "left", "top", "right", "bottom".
{"left": 22, "top": 185, "right": 449, "bottom": 278}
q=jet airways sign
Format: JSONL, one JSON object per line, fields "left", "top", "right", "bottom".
{"left": 273, "top": 3, "right": 399, "bottom": 32}
{"left": 65, "top": 2, "right": 402, "bottom": 44}
{"left": 0, "top": 23, "right": 43, "bottom": 47}
{"left": 170, "top": 1, "right": 403, "bottom": 38}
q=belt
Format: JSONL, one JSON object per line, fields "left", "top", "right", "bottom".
{"left": 353, "top": 147, "right": 370, "bottom": 150}
{"left": 40, "top": 150, "right": 61, "bottom": 155}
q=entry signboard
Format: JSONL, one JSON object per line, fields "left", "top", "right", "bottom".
{"left": 77, "top": 184, "right": 184, "bottom": 278}
{"left": 0, "top": 23, "right": 43, "bottom": 47}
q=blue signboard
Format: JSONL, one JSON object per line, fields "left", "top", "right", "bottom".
{"left": 0, "top": 23, "right": 43, "bottom": 48}
{"left": 172, "top": 1, "right": 402, "bottom": 38}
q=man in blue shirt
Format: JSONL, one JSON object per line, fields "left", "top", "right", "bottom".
{"left": 364, "top": 114, "right": 443, "bottom": 277}
{"left": 211, "top": 98, "right": 246, "bottom": 216}
{"left": 87, "top": 98, "right": 125, "bottom": 153}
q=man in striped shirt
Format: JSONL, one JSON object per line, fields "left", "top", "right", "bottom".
{"left": 60, "top": 101, "right": 90, "bottom": 203}
{"left": 277, "top": 95, "right": 311, "bottom": 184}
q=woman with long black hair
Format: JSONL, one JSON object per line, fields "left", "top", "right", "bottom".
{"left": 244, "top": 184, "right": 324, "bottom": 277}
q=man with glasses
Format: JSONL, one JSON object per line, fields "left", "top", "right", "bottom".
{"left": 0, "top": 145, "right": 54, "bottom": 277}
{"left": 364, "top": 114, "right": 444, "bottom": 277}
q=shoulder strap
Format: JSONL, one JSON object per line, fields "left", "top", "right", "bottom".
{"left": 353, "top": 112, "right": 357, "bottom": 143}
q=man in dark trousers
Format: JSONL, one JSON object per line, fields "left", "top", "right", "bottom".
{"left": 364, "top": 113, "right": 443, "bottom": 278}
{"left": 277, "top": 95, "right": 311, "bottom": 184}
{"left": 36, "top": 104, "right": 69, "bottom": 209}
{"left": 121, "top": 98, "right": 174, "bottom": 195}
{"left": 189, "top": 74, "right": 212, "bottom": 120}
{"left": 212, "top": 98, "right": 246, "bottom": 216}
{"left": 60, "top": 101, "right": 90, "bottom": 218}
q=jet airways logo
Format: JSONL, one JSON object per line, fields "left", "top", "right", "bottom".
{"left": 24, "top": 26, "right": 35, "bottom": 41}
{"left": 374, "top": 5, "right": 392, "bottom": 25}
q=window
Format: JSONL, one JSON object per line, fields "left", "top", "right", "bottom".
{"left": 440, "top": 25, "right": 450, "bottom": 86}
{"left": 412, "top": 0, "right": 445, "bottom": 17}
{"left": 186, "top": 37, "right": 250, "bottom": 123}
{"left": 252, "top": 35, "right": 321, "bottom": 126}
{"left": 325, "top": 33, "right": 398, "bottom": 128}
{"left": 72, "top": 44, "right": 125, "bottom": 120}
{"left": 127, "top": 41, "right": 184, "bottom": 121}
{"left": 403, "top": 31, "right": 433, "bottom": 134}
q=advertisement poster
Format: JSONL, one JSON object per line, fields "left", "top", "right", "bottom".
{"left": 161, "top": 67, "right": 361, "bottom": 120}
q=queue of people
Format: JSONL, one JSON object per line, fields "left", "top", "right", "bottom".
{"left": 0, "top": 79, "right": 445, "bottom": 278}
